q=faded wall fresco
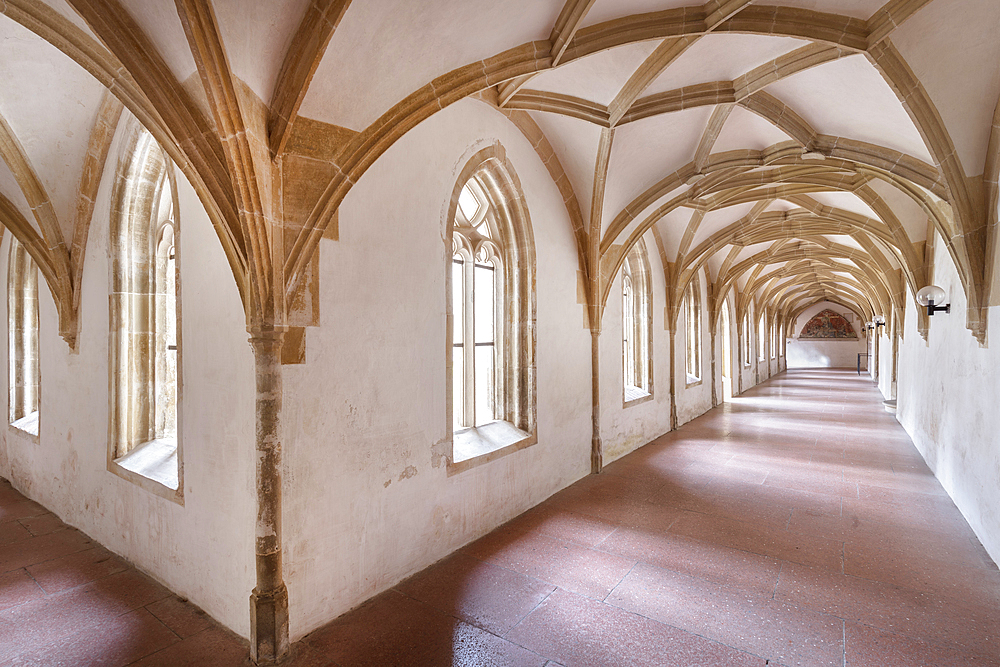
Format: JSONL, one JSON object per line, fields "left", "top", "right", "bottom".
{"left": 799, "top": 309, "right": 857, "bottom": 339}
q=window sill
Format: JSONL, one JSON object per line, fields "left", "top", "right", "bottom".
{"left": 10, "top": 411, "right": 39, "bottom": 439}
{"left": 624, "top": 385, "right": 652, "bottom": 407}
{"left": 111, "top": 437, "right": 183, "bottom": 504}
{"left": 448, "top": 421, "right": 536, "bottom": 475}
{"left": 685, "top": 376, "right": 702, "bottom": 388}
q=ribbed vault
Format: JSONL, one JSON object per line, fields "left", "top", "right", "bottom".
{"left": 0, "top": 0, "right": 995, "bottom": 348}
{"left": 1, "top": 1, "right": 997, "bottom": 660}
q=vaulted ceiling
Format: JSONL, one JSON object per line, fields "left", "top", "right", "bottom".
{"left": 0, "top": 0, "right": 997, "bottom": 344}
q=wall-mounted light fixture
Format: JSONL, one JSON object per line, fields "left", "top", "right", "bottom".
{"left": 874, "top": 316, "right": 886, "bottom": 332}
{"left": 916, "top": 285, "right": 950, "bottom": 316}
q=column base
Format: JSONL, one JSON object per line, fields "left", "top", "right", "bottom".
{"left": 250, "top": 585, "right": 289, "bottom": 665}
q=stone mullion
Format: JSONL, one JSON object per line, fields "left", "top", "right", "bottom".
{"left": 462, "top": 259, "right": 475, "bottom": 427}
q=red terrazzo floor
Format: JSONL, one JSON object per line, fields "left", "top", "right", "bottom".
{"left": 3, "top": 368, "right": 999, "bottom": 665}
{"left": 0, "top": 483, "right": 249, "bottom": 666}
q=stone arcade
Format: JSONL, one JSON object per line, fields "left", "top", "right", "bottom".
{"left": 0, "top": 0, "right": 999, "bottom": 664}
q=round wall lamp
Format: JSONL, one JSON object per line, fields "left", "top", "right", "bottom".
{"left": 916, "top": 285, "right": 950, "bottom": 316}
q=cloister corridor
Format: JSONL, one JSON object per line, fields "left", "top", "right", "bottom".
{"left": 1, "top": 368, "right": 997, "bottom": 666}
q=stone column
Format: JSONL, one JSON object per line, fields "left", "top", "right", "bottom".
{"left": 591, "top": 328, "right": 603, "bottom": 474}
{"left": 248, "top": 327, "right": 289, "bottom": 665}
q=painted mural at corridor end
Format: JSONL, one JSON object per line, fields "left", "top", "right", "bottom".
{"left": 799, "top": 309, "right": 858, "bottom": 339}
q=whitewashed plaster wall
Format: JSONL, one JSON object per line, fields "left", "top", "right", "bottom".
{"left": 875, "top": 329, "right": 894, "bottom": 399}
{"left": 786, "top": 301, "right": 866, "bottom": 368}
{"left": 0, "top": 121, "right": 256, "bottom": 635}
{"left": 279, "top": 99, "right": 593, "bottom": 640}
{"left": 599, "top": 229, "right": 673, "bottom": 463}
{"left": 897, "top": 234, "right": 1000, "bottom": 565}
{"left": 674, "top": 268, "right": 713, "bottom": 425}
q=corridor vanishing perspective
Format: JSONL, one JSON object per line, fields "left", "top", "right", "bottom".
{"left": 302, "top": 369, "right": 999, "bottom": 666}
{"left": 2, "top": 370, "right": 997, "bottom": 665}
{"left": 6, "top": 1, "right": 1000, "bottom": 662}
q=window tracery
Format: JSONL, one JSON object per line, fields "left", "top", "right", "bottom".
{"left": 685, "top": 275, "right": 701, "bottom": 382}
{"left": 622, "top": 240, "right": 651, "bottom": 403}
{"left": 744, "top": 310, "right": 752, "bottom": 366}
{"left": 758, "top": 312, "right": 766, "bottom": 361}
{"left": 108, "top": 128, "right": 181, "bottom": 497}
{"left": 447, "top": 148, "right": 536, "bottom": 469}
{"left": 452, "top": 179, "right": 503, "bottom": 430}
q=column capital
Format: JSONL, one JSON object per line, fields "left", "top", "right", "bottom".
{"left": 247, "top": 326, "right": 287, "bottom": 351}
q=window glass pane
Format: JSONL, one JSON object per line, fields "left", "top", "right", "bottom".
{"left": 452, "top": 259, "right": 463, "bottom": 345}
{"left": 474, "top": 344, "right": 494, "bottom": 425}
{"left": 474, "top": 263, "right": 494, "bottom": 344}
{"left": 453, "top": 345, "right": 464, "bottom": 429}
{"left": 165, "top": 251, "right": 177, "bottom": 349}
{"left": 458, "top": 185, "right": 480, "bottom": 221}
{"left": 623, "top": 279, "right": 633, "bottom": 386}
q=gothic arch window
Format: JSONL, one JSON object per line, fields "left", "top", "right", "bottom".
{"left": 447, "top": 145, "right": 535, "bottom": 470}
{"left": 685, "top": 274, "right": 701, "bottom": 383}
{"left": 758, "top": 312, "right": 766, "bottom": 361}
{"left": 720, "top": 298, "right": 731, "bottom": 381}
{"left": 108, "top": 128, "right": 182, "bottom": 498}
{"left": 622, "top": 240, "right": 652, "bottom": 403}
{"left": 771, "top": 318, "right": 777, "bottom": 359}
{"left": 8, "top": 237, "right": 39, "bottom": 436}
{"left": 743, "top": 309, "right": 752, "bottom": 366}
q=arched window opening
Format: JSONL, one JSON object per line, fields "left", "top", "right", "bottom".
{"left": 109, "top": 128, "right": 182, "bottom": 498}
{"left": 770, "top": 317, "right": 777, "bottom": 359}
{"left": 8, "top": 237, "right": 39, "bottom": 436}
{"left": 720, "top": 298, "right": 732, "bottom": 401}
{"left": 743, "top": 310, "right": 752, "bottom": 366}
{"left": 622, "top": 240, "right": 652, "bottom": 403}
{"left": 758, "top": 313, "right": 766, "bottom": 361}
{"left": 448, "top": 148, "right": 536, "bottom": 469}
{"left": 154, "top": 224, "right": 178, "bottom": 438}
{"left": 685, "top": 275, "right": 701, "bottom": 382}
{"left": 452, "top": 179, "right": 502, "bottom": 430}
